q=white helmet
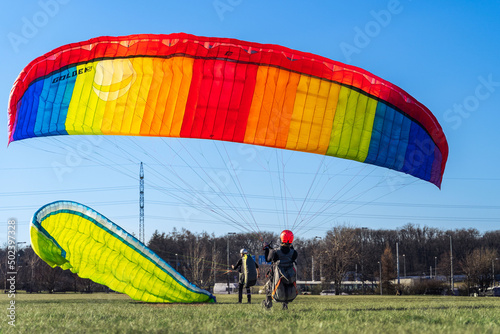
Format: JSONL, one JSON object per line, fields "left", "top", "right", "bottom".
{"left": 240, "top": 248, "right": 248, "bottom": 254}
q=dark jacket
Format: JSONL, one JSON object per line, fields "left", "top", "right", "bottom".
{"left": 265, "top": 244, "right": 297, "bottom": 264}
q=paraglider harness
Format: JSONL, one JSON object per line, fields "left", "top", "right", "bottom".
{"left": 241, "top": 254, "right": 258, "bottom": 288}
{"left": 266, "top": 247, "right": 298, "bottom": 303}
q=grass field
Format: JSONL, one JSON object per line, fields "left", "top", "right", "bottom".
{"left": 2, "top": 292, "right": 500, "bottom": 333}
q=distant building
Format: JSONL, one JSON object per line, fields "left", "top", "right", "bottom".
{"left": 213, "top": 283, "right": 238, "bottom": 294}
{"left": 296, "top": 280, "right": 377, "bottom": 294}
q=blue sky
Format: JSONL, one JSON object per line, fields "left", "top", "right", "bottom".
{"left": 1, "top": 0, "right": 499, "bottom": 245}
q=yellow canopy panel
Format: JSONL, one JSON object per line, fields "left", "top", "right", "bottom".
{"left": 30, "top": 201, "right": 216, "bottom": 303}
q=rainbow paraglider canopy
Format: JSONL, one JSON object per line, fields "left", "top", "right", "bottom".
{"left": 8, "top": 33, "right": 448, "bottom": 187}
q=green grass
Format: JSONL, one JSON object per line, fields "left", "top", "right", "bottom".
{"left": 2, "top": 293, "right": 500, "bottom": 333}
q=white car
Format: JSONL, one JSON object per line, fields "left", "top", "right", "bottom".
{"left": 320, "top": 290, "right": 336, "bottom": 295}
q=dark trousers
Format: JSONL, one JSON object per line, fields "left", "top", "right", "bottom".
{"left": 238, "top": 283, "right": 251, "bottom": 303}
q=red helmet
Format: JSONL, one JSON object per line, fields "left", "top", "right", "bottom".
{"left": 280, "top": 230, "right": 294, "bottom": 244}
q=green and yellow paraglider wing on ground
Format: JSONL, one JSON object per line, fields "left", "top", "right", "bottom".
{"left": 30, "top": 200, "right": 216, "bottom": 303}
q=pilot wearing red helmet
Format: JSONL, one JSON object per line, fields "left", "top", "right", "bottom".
{"left": 262, "top": 230, "right": 298, "bottom": 310}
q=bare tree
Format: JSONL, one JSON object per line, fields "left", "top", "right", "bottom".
{"left": 322, "top": 225, "right": 359, "bottom": 295}
{"left": 380, "top": 243, "right": 396, "bottom": 294}
{"left": 293, "top": 237, "right": 317, "bottom": 283}
{"left": 0, "top": 245, "right": 6, "bottom": 290}
{"left": 148, "top": 229, "right": 219, "bottom": 290}
{"left": 37, "top": 262, "right": 64, "bottom": 293}
{"left": 460, "top": 247, "right": 498, "bottom": 295}
{"left": 437, "top": 250, "right": 452, "bottom": 287}
{"left": 185, "top": 231, "right": 212, "bottom": 288}
{"left": 19, "top": 225, "right": 500, "bottom": 296}
{"left": 235, "top": 231, "right": 276, "bottom": 256}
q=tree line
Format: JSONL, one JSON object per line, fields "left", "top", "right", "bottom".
{"left": 2, "top": 224, "right": 499, "bottom": 295}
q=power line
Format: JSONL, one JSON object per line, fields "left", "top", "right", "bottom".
{"left": 0, "top": 185, "right": 135, "bottom": 197}
{"left": 139, "top": 162, "right": 145, "bottom": 244}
